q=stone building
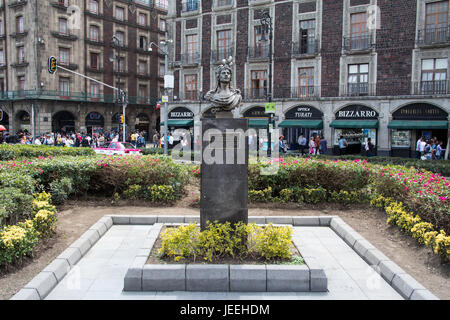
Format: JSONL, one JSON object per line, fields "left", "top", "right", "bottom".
{"left": 0, "top": 0, "right": 168, "bottom": 139}
{"left": 163, "top": 0, "right": 450, "bottom": 157}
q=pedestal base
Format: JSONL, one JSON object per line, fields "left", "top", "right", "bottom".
{"left": 200, "top": 118, "right": 249, "bottom": 230}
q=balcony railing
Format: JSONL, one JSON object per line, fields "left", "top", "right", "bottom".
{"left": 243, "top": 88, "right": 269, "bottom": 100}
{"left": 247, "top": 44, "right": 270, "bottom": 59}
{"left": 154, "top": 0, "right": 169, "bottom": 10}
{"left": 0, "top": 90, "right": 158, "bottom": 104}
{"left": 85, "top": 36, "right": 105, "bottom": 46}
{"left": 174, "top": 91, "right": 203, "bottom": 101}
{"left": 216, "top": 0, "right": 232, "bottom": 6}
{"left": 288, "top": 86, "right": 320, "bottom": 98}
{"left": 180, "top": 52, "right": 201, "bottom": 65}
{"left": 417, "top": 26, "right": 450, "bottom": 46}
{"left": 343, "top": 33, "right": 374, "bottom": 51}
{"left": 341, "top": 83, "right": 373, "bottom": 96}
{"left": 412, "top": 80, "right": 448, "bottom": 95}
{"left": 292, "top": 39, "right": 319, "bottom": 56}
{"left": 182, "top": 1, "right": 199, "bottom": 13}
{"left": 210, "top": 47, "right": 234, "bottom": 64}
{"left": 51, "top": 31, "right": 78, "bottom": 41}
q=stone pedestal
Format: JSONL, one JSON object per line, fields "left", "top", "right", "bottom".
{"left": 200, "top": 118, "right": 249, "bottom": 230}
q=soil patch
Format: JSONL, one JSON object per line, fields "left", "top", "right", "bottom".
{"left": 1, "top": 203, "right": 449, "bottom": 300}
{"left": 146, "top": 226, "right": 302, "bottom": 265}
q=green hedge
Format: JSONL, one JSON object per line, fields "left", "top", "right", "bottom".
{"left": 299, "top": 155, "right": 450, "bottom": 176}
{"left": 0, "top": 145, "right": 95, "bottom": 160}
{"left": 0, "top": 155, "right": 190, "bottom": 220}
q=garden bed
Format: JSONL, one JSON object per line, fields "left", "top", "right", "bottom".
{"left": 124, "top": 221, "right": 328, "bottom": 293}
{"left": 146, "top": 226, "right": 304, "bottom": 265}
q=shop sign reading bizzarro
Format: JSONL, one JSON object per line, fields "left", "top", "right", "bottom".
{"left": 169, "top": 107, "right": 194, "bottom": 119}
{"left": 336, "top": 105, "right": 378, "bottom": 120}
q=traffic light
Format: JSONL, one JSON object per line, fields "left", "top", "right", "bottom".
{"left": 120, "top": 115, "right": 124, "bottom": 124}
{"left": 48, "top": 56, "right": 57, "bottom": 74}
{"left": 156, "top": 103, "right": 161, "bottom": 110}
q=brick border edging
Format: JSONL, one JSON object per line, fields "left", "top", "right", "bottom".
{"left": 11, "top": 214, "right": 439, "bottom": 300}
{"left": 123, "top": 216, "right": 329, "bottom": 293}
{"left": 329, "top": 216, "right": 439, "bottom": 300}
{"left": 10, "top": 216, "right": 114, "bottom": 300}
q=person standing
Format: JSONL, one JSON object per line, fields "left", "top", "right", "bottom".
{"left": 415, "top": 137, "right": 423, "bottom": 159}
{"left": 309, "top": 137, "right": 316, "bottom": 155}
{"left": 436, "top": 141, "right": 445, "bottom": 160}
{"left": 168, "top": 133, "right": 174, "bottom": 149}
{"left": 338, "top": 136, "right": 348, "bottom": 155}
{"left": 279, "top": 136, "right": 286, "bottom": 154}
{"left": 319, "top": 136, "right": 327, "bottom": 155}
{"left": 314, "top": 135, "right": 321, "bottom": 155}
{"left": 365, "top": 138, "right": 375, "bottom": 157}
{"left": 298, "top": 135, "right": 307, "bottom": 155}
{"left": 153, "top": 132, "right": 159, "bottom": 148}
{"left": 419, "top": 138, "right": 426, "bottom": 158}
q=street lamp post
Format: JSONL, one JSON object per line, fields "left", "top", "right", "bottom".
{"left": 149, "top": 32, "right": 172, "bottom": 156}
{"left": 110, "top": 36, "right": 124, "bottom": 140}
{"left": 259, "top": 11, "right": 273, "bottom": 157}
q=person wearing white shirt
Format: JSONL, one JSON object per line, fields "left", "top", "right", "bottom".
{"left": 168, "top": 133, "right": 174, "bottom": 149}
{"left": 416, "top": 137, "right": 423, "bottom": 159}
{"left": 419, "top": 139, "right": 426, "bottom": 153}
{"left": 34, "top": 137, "right": 41, "bottom": 145}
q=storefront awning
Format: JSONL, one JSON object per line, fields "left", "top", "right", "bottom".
{"left": 249, "top": 119, "right": 268, "bottom": 128}
{"left": 278, "top": 120, "right": 323, "bottom": 129}
{"left": 329, "top": 120, "right": 379, "bottom": 129}
{"left": 388, "top": 120, "right": 448, "bottom": 130}
{"left": 160, "top": 120, "right": 194, "bottom": 127}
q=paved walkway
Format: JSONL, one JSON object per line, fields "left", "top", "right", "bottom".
{"left": 45, "top": 225, "right": 402, "bottom": 300}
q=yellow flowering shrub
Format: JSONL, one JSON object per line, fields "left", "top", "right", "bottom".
{"left": 411, "top": 222, "right": 434, "bottom": 244}
{"left": 33, "top": 209, "right": 57, "bottom": 237}
{"left": 248, "top": 223, "right": 293, "bottom": 260}
{"left": 0, "top": 222, "right": 38, "bottom": 266}
{"left": 248, "top": 187, "right": 273, "bottom": 202}
{"left": 32, "top": 200, "right": 56, "bottom": 214}
{"left": 0, "top": 192, "right": 57, "bottom": 267}
{"left": 158, "top": 224, "right": 200, "bottom": 262}
{"left": 34, "top": 191, "right": 52, "bottom": 203}
{"left": 158, "top": 221, "right": 295, "bottom": 263}
{"left": 373, "top": 194, "right": 449, "bottom": 262}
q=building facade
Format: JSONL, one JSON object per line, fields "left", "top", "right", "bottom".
{"left": 0, "top": 0, "right": 168, "bottom": 138}
{"left": 163, "top": 0, "right": 450, "bottom": 157}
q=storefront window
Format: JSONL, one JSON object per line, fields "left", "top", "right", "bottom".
{"left": 391, "top": 130, "right": 411, "bottom": 148}
{"left": 333, "top": 128, "right": 376, "bottom": 147}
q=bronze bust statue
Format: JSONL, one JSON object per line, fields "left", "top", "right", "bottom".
{"left": 205, "top": 57, "right": 242, "bottom": 113}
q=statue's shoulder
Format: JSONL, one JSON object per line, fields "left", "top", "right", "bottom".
{"left": 205, "top": 89, "right": 215, "bottom": 98}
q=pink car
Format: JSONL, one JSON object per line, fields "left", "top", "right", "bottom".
{"left": 94, "top": 142, "right": 142, "bottom": 155}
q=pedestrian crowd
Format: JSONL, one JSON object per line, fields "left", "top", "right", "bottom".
{"left": 278, "top": 134, "right": 328, "bottom": 156}
{"left": 0, "top": 129, "right": 149, "bottom": 149}
{"left": 415, "top": 136, "right": 446, "bottom": 160}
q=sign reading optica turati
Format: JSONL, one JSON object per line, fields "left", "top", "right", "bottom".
{"left": 285, "top": 105, "right": 323, "bottom": 119}
{"left": 48, "top": 56, "right": 57, "bottom": 74}
{"left": 169, "top": 107, "right": 194, "bottom": 119}
{"left": 336, "top": 105, "right": 378, "bottom": 120}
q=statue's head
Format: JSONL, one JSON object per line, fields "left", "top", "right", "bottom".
{"left": 216, "top": 57, "right": 234, "bottom": 85}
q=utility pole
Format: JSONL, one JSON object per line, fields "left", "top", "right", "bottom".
{"left": 260, "top": 11, "right": 273, "bottom": 157}
{"left": 149, "top": 32, "right": 173, "bottom": 155}
{"left": 110, "top": 36, "right": 122, "bottom": 140}
{"left": 164, "top": 31, "right": 169, "bottom": 156}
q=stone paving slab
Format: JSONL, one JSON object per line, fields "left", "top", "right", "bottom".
{"left": 9, "top": 215, "right": 436, "bottom": 300}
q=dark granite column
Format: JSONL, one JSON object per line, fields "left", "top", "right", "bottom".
{"left": 200, "top": 118, "right": 249, "bottom": 230}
